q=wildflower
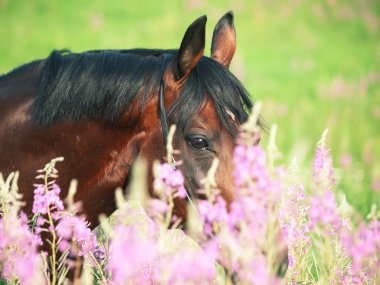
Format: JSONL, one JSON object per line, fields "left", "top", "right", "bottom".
{"left": 341, "top": 219, "right": 380, "bottom": 283}
{"left": 0, "top": 172, "right": 45, "bottom": 284}
{"left": 241, "top": 257, "right": 284, "bottom": 285}
{"left": 56, "top": 214, "right": 104, "bottom": 259}
{"left": 0, "top": 211, "right": 44, "bottom": 284}
{"left": 156, "top": 248, "right": 215, "bottom": 284}
{"left": 233, "top": 144, "right": 267, "bottom": 190}
{"left": 195, "top": 121, "right": 286, "bottom": 283}
{"left": 149, "top": 162, "right": 188, "bottom": 228}
{"left": 154, "top": 229, "right": 216, "bottom": 284}
{"left": 108, "top": 226, "right": 157, "bottom": 284}
{"left": 309, "top": 191, "right": 341, "bottom": 231}
{"left": 32, "top": 183, "right": 64, "bottom": 216}
{"left": 198, "top": 196, "right": 228, "bottom": 235}
{"left": 154, "top": 163, "right": 187, "bottom": 199}
{"left": 279, "top": 180, "right": 311, "bottom": 279}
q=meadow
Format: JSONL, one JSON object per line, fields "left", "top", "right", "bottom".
{"left": 0, "top": 0, "right": 379, "bottom": 214}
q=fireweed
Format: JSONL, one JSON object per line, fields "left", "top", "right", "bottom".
{"left": 280, "top": 129, "right": 379, "bottom": 285}
{"left": 31, "top": 157, "right": 105, "bottom": 284}
{"left": 0, "top": 172, "right": 44, "bottom": 285}
{"left": 195, "top": 106, "right": 288, "bottom": 284}
{"left": 0, "top": 112, "right": 379, "bottom": 284}
{"left": 0, "top": 158, "right": 106, "bottom": 285}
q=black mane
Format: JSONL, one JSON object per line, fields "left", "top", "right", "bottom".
{"left": 3, "top": 49, "right": 258, "bottom": 135}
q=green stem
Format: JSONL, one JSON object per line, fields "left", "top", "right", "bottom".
{"left": 90, "top": 253, "right": 107, "bottom": 283}
{"left": 44, "top": 173, "right": 57, "bottom": 285}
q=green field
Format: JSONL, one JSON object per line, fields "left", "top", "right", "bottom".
{"left": 0, "top": 0, "right": 379, "bottom": 215}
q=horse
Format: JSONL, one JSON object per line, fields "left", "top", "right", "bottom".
{"left": 0, "top": 11, "right": 258, "bottom": 227}
{"left": 1, "top": 11, "right": 291, "bottom": 277}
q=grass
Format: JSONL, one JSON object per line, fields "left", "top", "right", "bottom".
{"left": 0, "top": 0, "right": 379, "bottom": 215}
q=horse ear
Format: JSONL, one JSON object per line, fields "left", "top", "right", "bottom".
{"left": 176, "top": 15, "right": 207, "bottom": 80}
{"left": 211, "top": 11, "right": 236, "bottom": 68}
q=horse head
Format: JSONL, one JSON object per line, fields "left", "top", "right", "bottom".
{"left": 131, "top": 12, "right": 260, "bottom": 220}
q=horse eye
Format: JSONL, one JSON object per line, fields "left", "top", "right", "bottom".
{"left": 187, "top": 136, "right": 209, "bottom": 150}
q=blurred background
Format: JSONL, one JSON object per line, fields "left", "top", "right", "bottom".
{"left": 0, "top": 0, "right": 379, "bottom": 215}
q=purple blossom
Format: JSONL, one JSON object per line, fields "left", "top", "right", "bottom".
{"left": 312, "top": 130, "right": 335, "bottom": 189}
{"left": 241, "top": 257, "right": 283, "bottom": 285}
{"left": 57, "top": 214, "right": 103, "bottom": 258}
{"left": 154, "top": 249, "right": 215, "bottom": 284}
{"left": 309, "top": 191, "right": 341, "bottom": 231}
{"left": 233, "top": 144, "right": 267, "bottom": 190}
{"left": 279, "top": 184, "right": 311, "bottom": 274}
{"left": 154, "top": 163, "right": 187, "bottom": 199}
{"left": 108, "top": 226, "right": 157, "bottom": 284}
{"left": 228, "top": 195, "right": 269, "bottom": 237}
{"left": 198, "top": 196, "right": 228, "bottom": 235}
{"left": 32, "top": 183, "right": 64, "bottom": 215}
{"left": 148, "top": 199, "right": 170, "bottom": 218}
{"left": 233, "top": 144, "right": 282, "bottom": 204}
{"left": 195, "top": 134, "right": 287, "bottom": 283}
{"left": 0, "top": 211, "right": 44, "bottom": 284}
{"left": 198, "top": 196, "right": 228, "bottom": 223}
{"left": 341, "top": 219, "right": 380, "bottom": 282}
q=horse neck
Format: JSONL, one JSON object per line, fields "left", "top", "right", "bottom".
{"left": 0, "top": 66, "right": 151, "bottom": 226}
{"left": 0, "top": 62, "right": 43, "bottom": 96}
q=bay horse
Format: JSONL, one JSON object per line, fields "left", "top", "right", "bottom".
{"left": 0, "top": 12, "right": 258, "bottom": 227}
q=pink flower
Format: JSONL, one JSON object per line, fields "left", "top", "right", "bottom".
{"left": 154, "top": 249, "right": 215, "bottom": 284}
{"left": 198, "top": 196, "right": 228, "bottom": 235}
{"left": 108, "top": 226, "right": 157, "bottom": 283}
{"left": 57, "top": 214, "right": 103, "bottom": 258}
{"left": 233, "top": 145, "right": 267, "bottom": 190}
{"left": 312, "top": 130, "right": 335, "bottom": 189}
{"left": 149, "top": 199, "right": 170, "bottom": 217}
{"left": 240, "top": 257, "right": 283, "bottom": 284}
{"left": 0, "top": 212, "right": 44, "bottom": 284}
{"left": 32, "top": 183, "right": 64, "bottom": 215}
{"left": 154, "top": 163, "right": 187, "bottom": 199}
{"left": 309, "top": 191, "right": 341, "bottom": 231}
{"left": 194, "top": 132, "right": 288, "bottom": 283}
{"left": 341, "top": 220, "right": 380, "bottom": 282}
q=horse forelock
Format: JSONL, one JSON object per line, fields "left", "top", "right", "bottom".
{"left": 167, "top": 57, "right": 259, "bottom": 137}
{"left": 27, "top": 49, "right": 258, "bottom": 134}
